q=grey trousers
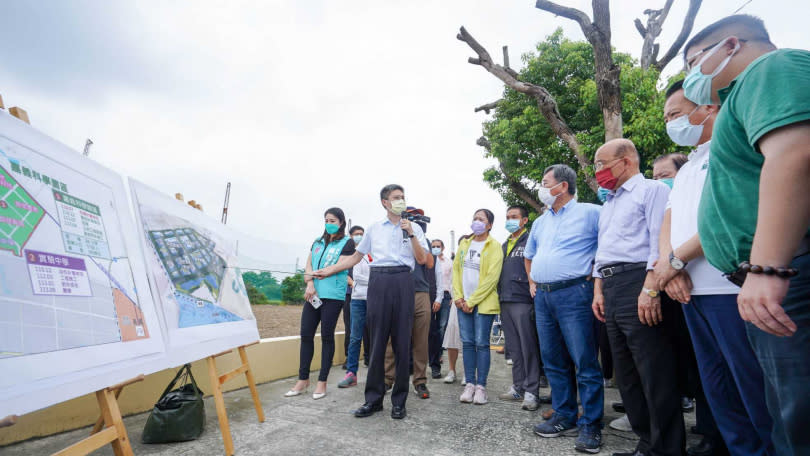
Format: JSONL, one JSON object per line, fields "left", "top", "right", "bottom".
{"left": 500, "top": 301, "right": 542, "bottom": 396}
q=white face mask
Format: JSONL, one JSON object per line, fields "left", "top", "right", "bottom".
{"left": 538, "top": 182, "right": 563, "bottom": 207}
{"left": 666, "top": 105, "right": 711, "bottom": 146}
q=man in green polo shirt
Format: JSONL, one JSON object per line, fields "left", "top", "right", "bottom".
{"left": 684, "top": 14, "right": 810, "bottom": 456}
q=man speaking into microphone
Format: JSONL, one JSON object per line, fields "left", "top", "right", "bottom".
{"left": 313, "top": 184, "right": 430, "bottom": 420}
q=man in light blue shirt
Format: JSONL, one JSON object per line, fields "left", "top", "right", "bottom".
{"left": 591, "top": 138, "right": 684, "bottom": 456}
{"left": 524, "top": 164, "right": 603, "bottom": 453}
{"left": 314, "top": 184, "right": 429, "bottom": 420}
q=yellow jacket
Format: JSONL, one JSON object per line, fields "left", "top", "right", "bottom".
{"left": 452, "top": 235, "right": 503, "bottom": 314}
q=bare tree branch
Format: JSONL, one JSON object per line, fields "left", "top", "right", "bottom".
{"left": 634, "top": 18, "right": 647, "bottom": 37}
{"left": 654, "top": 0, "right": 702, "bottom": 71}
{"left": 474, "top": 100, "right": 501, "bottom": 114}
{"left": 459, "top": 26, "right": 597, "bottom": 191}
{"left": 477, "top": 137, "right": 545, "bottom": 214}
{"left": 534, "top": 0, "right": 593, "bottom": 35}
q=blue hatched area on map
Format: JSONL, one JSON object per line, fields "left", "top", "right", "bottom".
{"left": 148, "top": 227, "right": 244, "bottom": 328}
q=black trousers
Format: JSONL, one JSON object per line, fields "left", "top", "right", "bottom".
{"left": 603, "top": 267, "right": 685, "bottom": 456}
{"left": 298, "top": 298, "right": 343, "bottom": 382}
{"left": 365, "top": 267, "right": 414, "bottom": 408}
{"left": 428, "top": 301, "right": 442, "bottom": 372}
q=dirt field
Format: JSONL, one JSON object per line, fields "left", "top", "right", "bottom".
{"left": 252, "top": 304, "right": 345, "bottom": 339}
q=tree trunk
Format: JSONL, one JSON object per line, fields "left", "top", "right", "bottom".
{"left": 535, "top": 0, "right": 622, "bottom": 141}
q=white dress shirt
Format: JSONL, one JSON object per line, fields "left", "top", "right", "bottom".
{"left": 355, "top": 217, "right": 428, "bottom": 271}
{"left": 667, "top": 141, "right": 738, "bottom": 295}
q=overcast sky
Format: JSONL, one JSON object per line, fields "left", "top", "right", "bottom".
{"left": 1, "top": 0, "right": 805, "bottom": 268}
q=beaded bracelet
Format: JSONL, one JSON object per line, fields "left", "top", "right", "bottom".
{"left": 738, "top": 261, "right": 799, "bottom": 279}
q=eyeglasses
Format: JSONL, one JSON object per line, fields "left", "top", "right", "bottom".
{"left": 594, "top": 157, "right": 622, "bottom": 172}
{"left": 686, "top": 38, "right": 747, "bottom": 70}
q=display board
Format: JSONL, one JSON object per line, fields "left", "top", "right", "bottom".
{"left": 129, "top": 179, "right": 259, "bottom": 367}
{"left": 0, "top": 111, "right": 165, "bottom": 417}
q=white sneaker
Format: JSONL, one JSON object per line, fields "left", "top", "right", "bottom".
{"left": 461, "top": 377, "right": 467, "bottom": 386}
{"left": 609, "top": 414, "right": 633, "bottom": 432}
{"left": 443, "top": 370, "right": 456, "bottom": 384}
{"left": 522, "top": 392, "right": 539, "bottom": 411}
{"left": 473, "top": 385, "right": 488, "bottom": 405}
{"left": 506, "top": 359, "right": 513, "bottom": 365}
{"left": 460, "top": 383, "right": 476, "bottom": 403}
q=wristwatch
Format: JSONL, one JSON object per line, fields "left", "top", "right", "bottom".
{"left": 669, "top": 251, "right": 687, "bottom": 270}
{"left": 642, "top": 287, "right": 659, "bottom": 298}
{"left": 408, "top": 233, "right": 415, "bottom": 238}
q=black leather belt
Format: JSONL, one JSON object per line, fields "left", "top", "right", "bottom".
{"left": 536, "top": 276, "right": 589, "bottom": 292}
{"left": 599, "top": 262, "right": 647, "bottom": 278}
{"left": 370, "top": 265, "right": 410, "bottom": 274}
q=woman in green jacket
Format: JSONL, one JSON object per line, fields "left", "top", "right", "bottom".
{"left": 453, "top": 208, "right": 503, "bottom": 405}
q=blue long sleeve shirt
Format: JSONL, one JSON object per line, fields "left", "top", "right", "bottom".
{"left": 524, "top": 199, "right": 601, "bottom": 283}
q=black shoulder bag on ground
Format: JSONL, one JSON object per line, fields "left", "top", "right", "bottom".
{"left": 142, "top": 363, "right": 205, "bottom": 443}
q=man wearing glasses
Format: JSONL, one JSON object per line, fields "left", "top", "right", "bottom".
{"left": 684, "top": 14, "right": 810, "bottom": 455}
{"left": 591, "top": 139, "right": 684, "bottom": 456}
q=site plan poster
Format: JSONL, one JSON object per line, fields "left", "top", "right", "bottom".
{"left": 0, "top": 111, "right": 165, "bottom": 417}
{"left": 129, "top": 179, "right": 259, "bottom": 367}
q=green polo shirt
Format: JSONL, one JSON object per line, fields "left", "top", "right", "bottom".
{"left": 697, "top": 49, "right": 810, "bottom": 273}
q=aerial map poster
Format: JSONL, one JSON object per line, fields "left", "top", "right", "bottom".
{"left": 129, "top": 179, "right": 259, "bottom": 366}
{"left": 0, "top": 111, "right": 165, "bottom": 417}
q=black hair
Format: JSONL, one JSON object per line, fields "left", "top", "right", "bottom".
{"left": 320, "top": 207, "right": 346, "bottom": 245}
{"left": 507, "top": 205, "right": 529, "bottom": 219}
{"left": 653, "top": 153, "right": 689, "bottom": 171}
{"left": 432, "top": 239, "right": 445, "bottom": 248}
{"left": 380, "top": 184, "right": 404, "bottom": 201}
{"left": 684, "top": 14, "right": 773, "bottom": 60}
{"left": 474, "top": 208, "right": 495, "bottom": 231}
{"left": 458, "top": 233, "right": 472, "bottom": 244}
{"left": 349, "top": 225, "right": 364, "bottom": 235}
{"left": 665, "top": 80, "right": 684, "bottom": 99}
{"left": 543, "top": 164, "right": 577, "bottom": 195}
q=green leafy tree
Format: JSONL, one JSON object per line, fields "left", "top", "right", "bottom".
{"left": 479, "top": 29, "right": 687, "bottom": 214}
{"left": 245, "top": 282, "right": 270, "bottom": 305}
{"left": 280, "top": 271, "right": 306, "bottom": 305}
{"left": 242, "top": 271, "right": 282, "bottom": 301}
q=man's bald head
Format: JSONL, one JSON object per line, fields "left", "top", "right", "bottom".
{"left": 684, "top": 15, "right": 774, "bottom": 64}
{"left": 595, "top": 138, "right": 640, "bottom": 164}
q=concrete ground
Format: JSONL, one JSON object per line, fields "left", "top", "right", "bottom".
{"left": 2, "top": 353, "right": 698, "bottom": 455}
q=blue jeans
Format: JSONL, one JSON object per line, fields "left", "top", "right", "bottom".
{"left": 438, "top": 293, "right": 451, "bottom": 340}
{"left": 685, "top": 294, "right": 774, "bottom": 455}
{"left": 535, "top": 280, "right": 604, "bottom": 426}
{"left": 746, "top": 253, "right": 810, "bottom": 456}
{"left": 346, "top": 299, "right": 367, "bottom": 375}
{"left": 457, "top": 307, "right": 495, "bottom": 386}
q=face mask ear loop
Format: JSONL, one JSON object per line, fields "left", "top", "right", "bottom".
{"left": 698, "top": 108, "right": 713, "bottom": 126}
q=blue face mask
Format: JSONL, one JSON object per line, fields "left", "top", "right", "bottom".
{"left": 683, "top": 37, "right": 739, "bottom": 106}
{"left": 597, "top": 187, "right": 610, "bottom": 203}
{"left": 659, "top": 178, "right": 674, "bottom": 189}
{"left": 431, "top": 247, "right": 442, "bottom": 256}
{"left": 505, "top": 219, "right": 521, "bottom": 233}
{"left": 325, "top": 223, "right": 340, "bottom": 235}
{"left": 352, "top": 235, "right": 363, "bottom": 244}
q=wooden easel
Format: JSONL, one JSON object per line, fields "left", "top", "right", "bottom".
{"left": 206, "top": 341, "right": 265, "bottom": 456}
{"left": 90, "top": 375, "right": 144, "bottom": 435}
{"left": 51, "top": 376, "right": 141, "bottom": 456}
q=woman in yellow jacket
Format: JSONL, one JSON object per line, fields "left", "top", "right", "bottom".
{"left": 453, "top": 208, "right": 503, "bottom": 405}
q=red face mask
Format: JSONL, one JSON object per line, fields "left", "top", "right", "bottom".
{"left": 595, "top": 167, "right": 619, "bottom": 190}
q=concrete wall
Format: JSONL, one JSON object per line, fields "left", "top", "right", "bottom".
{"left": 0, "top": 333, "right": 346, "bottom": 446}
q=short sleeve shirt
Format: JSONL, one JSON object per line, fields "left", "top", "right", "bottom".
{"left": 355, "top": 218, "right": 428, "bottom": 271}
{"left": 697, "top": 49, "right": 810, "bottom": 273}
